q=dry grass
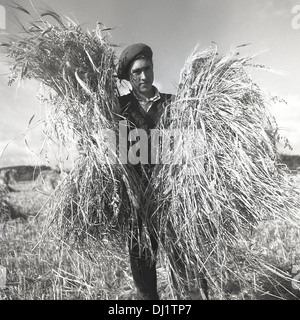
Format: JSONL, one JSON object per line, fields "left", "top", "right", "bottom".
{"left": 0, "top": 181, "right": 136, "bottom": 300}
{"left": 0, "top": 4, "right": 137, "bottom": 240}
{"left": 150, "top": 44, "right": 300, "bottom": 298}
{"left": 1, "top": 179, "right": 300, "bottom": 300}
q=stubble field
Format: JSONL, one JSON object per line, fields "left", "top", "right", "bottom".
{"left": 1, "top": 172, "right": 300, "bottom": 300}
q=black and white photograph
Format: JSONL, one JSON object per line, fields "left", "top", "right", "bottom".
{"left": 0, "top": 0, "right": 300, "bottom": 307}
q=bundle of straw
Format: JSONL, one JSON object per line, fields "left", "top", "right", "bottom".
{"left": 149, "top": 44, "right": 300, "bottom": 298}
{"left": 1, "top": 6, "right": 143, "bottom": 241}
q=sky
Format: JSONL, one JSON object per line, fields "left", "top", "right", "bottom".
{"left": 0, "top": 0, "right": 300, "bottom": 168}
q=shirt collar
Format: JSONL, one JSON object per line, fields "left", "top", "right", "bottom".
{"left": 131, "top": 86, "right": 161, "bottom": 104}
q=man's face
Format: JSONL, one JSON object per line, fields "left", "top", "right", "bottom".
{"left": 129, "top": 58, "right": 154, "bottom": 97}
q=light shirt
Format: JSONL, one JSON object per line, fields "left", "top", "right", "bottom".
{"left": 132, "top": 86, "right": 161, "bottom": 113}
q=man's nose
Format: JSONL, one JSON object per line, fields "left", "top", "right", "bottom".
{"left": 140, "top": 70, "right": 147, "bottom": 80}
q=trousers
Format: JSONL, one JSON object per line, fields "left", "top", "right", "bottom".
{"left": 128, "top": 208, "right": 159, "bottom": 300}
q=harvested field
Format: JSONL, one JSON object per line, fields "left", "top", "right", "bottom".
{"left": 0, "top": 175, "right": 300, "bottom": 300}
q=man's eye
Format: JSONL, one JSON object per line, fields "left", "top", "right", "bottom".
{"left": 131, "top": 67, "right": 151, "bottom": 76}
{"left": 132, "top": 69, "right": 141, "bottom": 75}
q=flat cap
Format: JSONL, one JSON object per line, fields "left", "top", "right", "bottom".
{"left": 117, "top": 43, "right": 153, "bottom": 80}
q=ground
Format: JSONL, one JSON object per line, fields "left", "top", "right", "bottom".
{"left": 1, "top": 174, "right": 300, "bottom": 300}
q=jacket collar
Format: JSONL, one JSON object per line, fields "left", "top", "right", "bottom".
{"left": 131, "top": 86, "right": 160, "bottom": 104}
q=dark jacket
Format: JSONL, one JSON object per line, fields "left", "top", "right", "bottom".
{"left": 118, "top": 92, "right": 173, "bottom": 132}
{"left": 117, "top": 91, "right": 173, "bottom": 170}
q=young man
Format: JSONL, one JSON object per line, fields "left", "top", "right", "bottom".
{"left": 117, "top": 43, "right": 173, "bottom": 300}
